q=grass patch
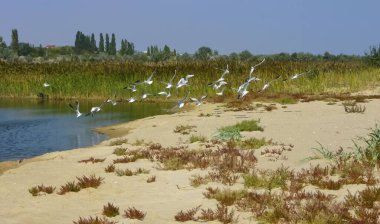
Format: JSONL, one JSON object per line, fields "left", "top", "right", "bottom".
{"left": 73, "top": 216, "right": 117, "bottom": 224}
{"left": 239, "top": 137, "right": 271, "bottom": 150}
{"left": 113, "top": 147, "right": 127, "bottom": 156}
{"left": 203, "top": 187, "right": 247, "bottom": 206}
{"left": 146, "top": 175, "right": 156, "bottom": 183}
{"left": 123, "top": 207, "right": 146, "bottom": 220}
{"left": 76, "top": 175, "right": 104, "bottom": 189}
{"left": 108, "top": 138, "right": 128, "bottom": 146}
{"left": 78, "top": 157, "right": 105, "bottom": 164}
{"left": 174, "top": 125, "right": 197, "bottom": 135}
{"left": 102, "top": 203, "right": 119, "bottom": 217}
{"left": 104, "top": 164, "right": 115, "bottom": 173}
{"left": 174, "top": 205, "right": 201, "bottom": 222}
{"left": 189, "top": 134, "right": 207, "bottom": 143}
{"left": 29, "top": 184, "right": 55, "bottom": 196}
{"left": 58, "top": 181, "right": 81, "bottom": 195}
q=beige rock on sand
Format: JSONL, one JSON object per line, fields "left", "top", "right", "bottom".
{"left": 0, "top": 99, "right": 379, "bottom": 223}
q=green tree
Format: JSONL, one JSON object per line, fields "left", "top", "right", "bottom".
{"left": 99, "top": 33, "right": 104, "bottom": 52}
{"left": 110, "top": 33, "right": 116, "bottom": 55}
{"left": 239, "top": 50, "right": 253, "bottom": 61}
{"left": 105, "top": 33, "right": 110, "bottom": 54}
{"left": 11, "top": 29, "right": 19, "bottom": 55}
{"left": 120, "top": 39, "right": 126, "bottom": 55}
{"left": 90, "top": 33, "right": 97, "bottom": 52}
{"left": 0, "top": 36, "right": 6, "bottom": 48}
{"left": 195, "top": 46, "right": 212, "bottom": 61}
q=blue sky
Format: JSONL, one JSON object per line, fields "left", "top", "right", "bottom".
{"left": 1, "top": 0, "right": 379, "bottom": 55}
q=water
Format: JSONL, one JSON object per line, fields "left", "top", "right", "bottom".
{"left": 0, "top": 98, "right": 169, "bottom": 162}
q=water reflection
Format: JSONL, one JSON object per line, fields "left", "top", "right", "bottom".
{"left": 0, "top": 98, "right": 169, "bottom": 162}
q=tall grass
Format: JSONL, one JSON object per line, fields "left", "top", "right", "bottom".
{"left": 0, "top": 60, "right": 379, "bottom": 99}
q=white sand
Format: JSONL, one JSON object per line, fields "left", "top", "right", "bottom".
{"left": 0, "top": 99, "right": 379, "bottom": 223}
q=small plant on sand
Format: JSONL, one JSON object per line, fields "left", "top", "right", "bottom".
{"left": 58, "top": 181, "right": 80, "bottom": 195}
{"left": 189, "top": 134, "right": 207, "bottom": 143}
{"left": 113, "top": 147, "right": 127, "bottom": 156}
{"left": 239, "top": 137, "right": 271, "bottom": 150}
{"left": 243, "top": 167, "right": 291, "bottom": 190}
{"left": 123, "top": 207, "right": 146, "bottom": 220}
{"left": 108, "top": 138, "right": 128, "bottom": 146}
{"left": 203, "top": 187, "right": 247, "bottom": 206}
{"left": 174, "top": 124, "right": 197, "bottom": 135}
{"left": 146, "top": 175, "right": 156, "bottom": 183}
{"left": 189, "top": 174, "right": 211, "bottom": 187}
{"left": 104, "top": 164, "right": 115, "bottom": 173}
{"left": 115, "top": 168, "right": 133, "bottom": 176}
{"left": 229, "top": 119, "right": 264, "bottom": 132}
{"left": 215, "top": 127, "right": 242, "bottom": 141}
{"left": 113, "top": 156, "right": 137, "bottom": 164}
{"left": 198, "top": 203, "right": 238, "bottom": 223}
{"left": 78, "top": 157, "right": 105, "bottom": 164}
{"left": 132, "top": 138, "right": 146, "bottom": 146}
{"left": 76, "top": 175, "right": 104, "bottom": 189}
{"left": 199, "top": 113, "right": 212, "bottom": 117}
{"left": 133, "top": 168, "right": 150, "bottom": 175}
{"left": 102, "top": 202, "right": 119, "bottom": 217}
{"left": 73, "top": 216, "right": 117, "bottom": 224}
{"left": 275, "top": 96, "right": 298, "bottom": 105}
{"left": 344, "top": 105, "right": 366, "bottom": 113}
{"left": 29, "top": 184, "right": 55, "bottom": 196}
{"left": 174, "top": 205, "right": 201, "bottom": 222}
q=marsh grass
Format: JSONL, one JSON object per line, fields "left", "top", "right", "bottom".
{"left": 108, "top": 138, "right": 128, "bottom": 146}
{"left": 58, "top": 181, "right": 81, "bottom": 195}
{"left": 239, "top": 137, "right": 271, "bottom": 150}
{"left": 113, "top": 147, "right": 127, "bottom": 156}
{"left": 189, "top": 134, "right": 207, "bottom": 143}
{"left": 203, "top": 187, "right": 247, "bottom": 206}
{"left": 73, "top": 216, "right": 117, "bottom": 224}
{"left": 198, "top": 203, "right": 238, "bottom": 224}
{"left": 146, "top": 175, "right": 156, "bottom": 183}
{"left": 78, "top": 157, "right": 105, "bottom": 164}
{"left": 113, "top": 156, "right": 137, "bottom": 164}
{"left": 104, "top": 164, "right": 115, "bottom": 173}
{"left": 76, "top": 175, "right": 104, "bottom": 189}
{"left": 29, "top": 184, "right": 55, "bottom": 196}
{"left": 344, "top": 105, "right": 366, "bottom": 113}
{"left": 102, "top": 203, "right": 119, "bottom": 217}
{"left": 174, "top": 205, "right": 201, "bottom": 222}
{"left": 174, "top": 125, "right": 197, "bottom": 135}
{"left": 123, "top": 207, "right": 146, "bottom": 220}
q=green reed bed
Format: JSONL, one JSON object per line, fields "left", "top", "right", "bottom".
{"left": 0, "top": 60, "right": 379, "bottom": 99}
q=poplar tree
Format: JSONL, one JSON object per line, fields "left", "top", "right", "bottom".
{"left": 11, "top": 29, "right": 19, "bottom": 55}
{"left": 110, "top": 33, "right": 116, "bottom": 55}
{"left": 99, "top": 33, "right": 104, "bottom": 52}
{"left": 105, "top": 33, "right": 110, "bottom": 54}
{"left": 90, "top": 33, "right": 97, "bottom": 52}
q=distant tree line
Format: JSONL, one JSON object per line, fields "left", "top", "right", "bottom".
{"left": 1, "top": 28, "right": 379, "bottom": 66}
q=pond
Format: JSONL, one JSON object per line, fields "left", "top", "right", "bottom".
{"left": 0, "top": 98, "right": 169, "bottom": 162}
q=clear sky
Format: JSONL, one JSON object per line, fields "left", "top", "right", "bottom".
{"left": 1, "top": 0, "right": 379, "bottom": 55}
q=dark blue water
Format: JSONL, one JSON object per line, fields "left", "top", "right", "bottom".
{"left": 0, "top": 98, "right": 169, "bottom": 162}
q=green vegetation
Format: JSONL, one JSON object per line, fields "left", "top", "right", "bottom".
{"left": 189, "top": 134, "right": 207, "bottom": 143}
{"left": 216, "top": 119, "right": 264, "bottom": 141}
{"left": 239, "top": 137, "right": 271, "bottom": 150}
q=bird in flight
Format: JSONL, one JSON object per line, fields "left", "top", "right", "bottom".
{"left": 69, "top": 100, "right": 83, "bottom": 118}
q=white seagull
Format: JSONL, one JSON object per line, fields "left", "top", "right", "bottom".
{"left": 69, "top": 100, "right": 83, "bottom": 118}
{"left": 283, "top": 71, "right": 311, "bottom": 81}
{"left": 190, "top": 94, "right": 208, "bottom": 107}
{"left": 176, "top": 74, "right": 194, "bottom": 90}
{"left": 127, "top": 97, "right": 136, "bottom": 103}
{"left": 249, "top": 58, "right": 266, "bottom": 78}
{"left": 161, "top": 70, "right": 177, "bottom": 89}
{"left": 216, "top": 87, "right": 226, "bottom": 96}
{"left": 259, "top": 75, "right": 281, "bottom": 93}
{"left": 175, "top": 91, "right": 190, "bottom": 109}
{"left": 212, "top": 80, "right": 227, "bottom": 90}
{"left": 236, "top": 81, "right": 250, "bottom": 99}
{"left": 215, "top": 64, "right": 229, "bottom": 82}
{"left": 157, "top": 90, "right": 171, "bottom": 98}
{"left": 143, "top": 69, "right": 156, "bottom": 85}
{"left": 43, "top": 82, "right": 50, "bottom": 88}
{"left": 85, "top": 103, "right": 104, "bottom": 117}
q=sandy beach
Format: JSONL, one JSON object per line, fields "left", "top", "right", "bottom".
{"left": 1, "top": 98, "right": 379, "bottom": 223}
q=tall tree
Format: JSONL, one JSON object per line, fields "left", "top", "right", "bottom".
{"left": 90, "top": 33, "right": 97, "bottom": 52}
{"left": 0, "top": 36, "right": 6, "bottom": 48}
{"left": 99, "top": 33, "right": 104, "bottom": 52}
{"left": 110, "top": 33, "right": 116, "bottom": 55}
{"left": 105, "top": 33, "right": 110, "bottom": 54}
{"left": 11, "top": 29, "right": 19, "bottom": 55}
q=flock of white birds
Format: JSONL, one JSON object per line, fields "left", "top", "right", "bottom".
{"left": 42, "top": 58, "right": 309, "bottom": 118}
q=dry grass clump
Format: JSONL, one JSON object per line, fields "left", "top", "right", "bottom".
{"left": 146, "top": 175, "right": 156, "bottom": 183}
{"left": 174, "top": 124, "right": 197, "bottom": 135}
{"left": 189, "top": 134, "right": 207, "bottom": 143}
{"left": 115, "top": 168, "right": 133, "bottom": 176}
{"left": 102, "top": 202, "right": 119, "bottom": 217}
{"left": 113, "top": 156, "right": 137, "bottom": 164}
{"left": 198, "top": 204, "right": 238, "bottom": 223}
{"left": 123, "top": 207, "right": 146, "bottom": 220}
{"left": 225, "top": 99, "right": 254, "bottom": 111}
{"left": 174, "top": 205, "right": 201, "bottom": 222}
{"left": 108, "top": 138, "right": 128, "bottom": 146}
{"left": 344, "top": 104, "right": 366, "bottom": 113}
{"left": 77, "top": 175, "right": 104, "bottom": 189}
{"left": 112, "top": 147, "right": 127, "bottom": 156}
{"left": 239, "top": 137, "right": 272, "bottom": 150}
{"left": 58, "top": 181, "right": 81, "bottom": 195}
{"left": 73, "top": 216, "right": 117, "bottom": 224}
{"left": 104, "top": 164, "right": 115, "bottom": 173}
{"left": 203, "top": 187, "right": 247, "bottom": 206}
{"left": 78, "top": 157, "right": 105, "bottom": 164}
{"left": 189, "top": 174, "right": 211, "bottom": 187}
{"left": 244, "top": 166, "right": 291, "bottom": 190}
{"left": 29, "top": 184, "right": 55, "bottom": 196}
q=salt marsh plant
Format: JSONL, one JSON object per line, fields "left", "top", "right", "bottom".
{"left": 102, "top": 203, "right": 119, "bottom": 217}
{"left": 58, "top": 181, "right": 81, "bottom": 195}
{"left": 123, "top": 207, "right": 146, "bottom": 220}
{"left": 174, "top": 205, "right": 201, "bottom": 222}
{"left": 189, "top": 134, "right": 207, "bottom": 143}
{"left": 146, "top": 175, "right": 156, "bottom": 183}
{"left": 73, "top": 216, "right": 117, "bottom": 224}
{"left": 78, "top": 157, "right": 105, "bottom": 164}
{"left": 104, "top": 164, "right": 115, "bottom": 173}
{"left": 28, "top": 184, "right": 55, "bottom": 196}
{"left": 76, "top": 175, "right": 104, "bottom": 189}
{"left": 174, "top": 124, "right": 197, "bottom": 135}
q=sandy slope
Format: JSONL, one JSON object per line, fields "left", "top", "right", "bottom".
{"left": 0, "top": 99, "right": 379, "bottom": 224}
